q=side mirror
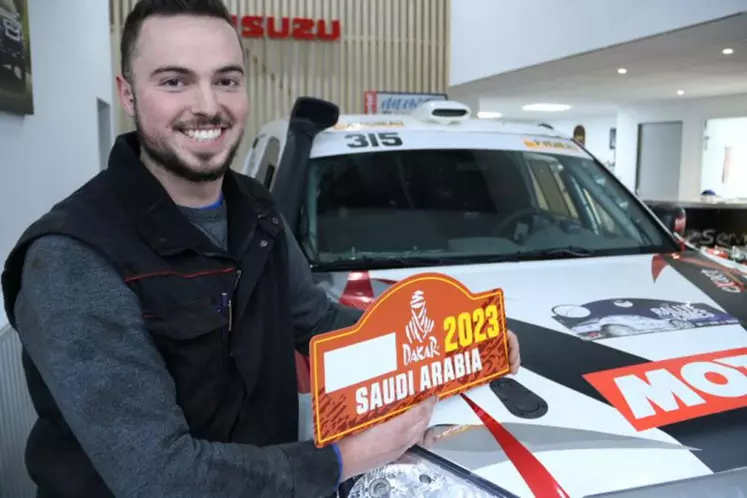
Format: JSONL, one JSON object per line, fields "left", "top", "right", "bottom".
{"left": 647, "top": 202, "right": 686, "bottom": 236}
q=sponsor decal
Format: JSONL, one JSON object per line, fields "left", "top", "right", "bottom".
{"left": 584, "top": 348, "right": 747, "bottom": 432}
{"left": 522, "top": 138, "right": 579, "bottom": 152}
{"left": 651, "top": 252, "right": 747, "bottom": 326}
{"left": 700, "top": 268, "right": 743, "bottom": 293}
{"left": 309, "top": 272, "right": 511, "bottom": 447}
{"left": 551, "top": 298, "right": 738, "bottom": 340}
{"left": 652, "top": 253, "right": 746, "bottom": 294}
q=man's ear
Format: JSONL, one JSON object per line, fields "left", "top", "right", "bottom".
{"left": 116, "top": 75, "right": 136, "bottom": 117}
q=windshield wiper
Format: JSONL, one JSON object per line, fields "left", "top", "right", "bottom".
{"left": 311, "top": 247, "right": 596, "bottom": 271}
{"left": 507, "top": 245, "right": 594, "bottom": 261}
{"left": 312, "top": 254, "right": 471, "bottom": 271}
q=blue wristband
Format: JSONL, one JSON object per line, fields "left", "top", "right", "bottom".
{"left": 331, "top": 443, "right": 343, "bottom": 488}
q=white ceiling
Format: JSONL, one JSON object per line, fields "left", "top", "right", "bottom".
{"left": 448, "top": 13, "right": 747, "bottom": 121}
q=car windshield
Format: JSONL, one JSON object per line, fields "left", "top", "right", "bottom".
{"left": 298, "top": 142, "right": 676, "bottom": 270}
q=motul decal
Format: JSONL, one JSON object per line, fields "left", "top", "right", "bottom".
{"left": 583, "top": 348, "right": 747, "bottom": 431}
{"left": 508, "top": 318, "right": 747, "bottom": 473}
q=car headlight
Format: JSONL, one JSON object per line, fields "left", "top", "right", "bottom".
{"left": 344, "top": 446, "right": 515, "bottom": 498}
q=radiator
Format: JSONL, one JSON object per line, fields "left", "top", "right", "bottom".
{"left": 0, "top": 326, "right": 36, "bottom": 498}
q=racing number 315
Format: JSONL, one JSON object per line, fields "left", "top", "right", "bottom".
{"left": 444, "top": 304, "right": 501, "bottom": 353}
{"left": 345, "top": 132, "right": 403, "bottom": 148}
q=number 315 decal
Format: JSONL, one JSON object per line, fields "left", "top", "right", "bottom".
{"left": 345, "top": 132, "right": 403, "bottom": 148}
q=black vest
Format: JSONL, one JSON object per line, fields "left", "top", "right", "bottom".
{"left": 2, "top": 133, "right": 302, "bottom": 496}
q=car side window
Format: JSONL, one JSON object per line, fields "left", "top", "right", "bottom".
{"left": 258, "top": 138, "right": 280, "bottom": 189}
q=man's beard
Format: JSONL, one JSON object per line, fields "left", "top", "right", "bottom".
{"left": 133, "top": 106, "right": 242, "bottom": 183}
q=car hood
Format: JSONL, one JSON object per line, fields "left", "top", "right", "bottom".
{"left": 313, "top": 250, "right": 747, "bottom": 497}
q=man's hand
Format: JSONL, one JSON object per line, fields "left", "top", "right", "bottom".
{"left": 507, "top": 329, "right": 521, "bottom": 375}
{"left": 336, "top": 396, "right": 438, "bottom": 481}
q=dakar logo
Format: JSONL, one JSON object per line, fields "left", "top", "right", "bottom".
{"left": 402, "top": 290, "right": 440, "bottom": 366}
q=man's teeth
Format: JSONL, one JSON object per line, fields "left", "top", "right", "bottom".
{"left": 183, "top": 128, "right": 222, "bottom": 142}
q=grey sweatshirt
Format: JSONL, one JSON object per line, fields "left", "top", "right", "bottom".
{"left": 12, "top": 201, "right": 361, "bottom": 498}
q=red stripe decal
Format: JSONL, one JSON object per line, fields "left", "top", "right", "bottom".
{"left": 295, "top": 352, "right": 311, "bottom": 394}
{"left": 651, "top": 254, "right": 668, "bottom": 282}
{"left": 460, "top": 393, "right": 570, "bottom": 498}
{"left": 124, "top": 267, "right": 235, "bottom": 283}
{"left": 339, "top": 271, "right": 376, "bottom": 310}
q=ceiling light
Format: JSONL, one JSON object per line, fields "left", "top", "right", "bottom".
{"left": 522, "top": 103, "right": 571, "bottom": 112}
{"left": 477, "top": 111, "right": 503, "bottom": 119}
{"left": 722, "top": 48, "right": 734, "bottom": 55}
{"left": 618, "top": 68, "right": 627, "bottom": 74}
{"left": 677, "top": 89, "right": 685, "bottom": 96}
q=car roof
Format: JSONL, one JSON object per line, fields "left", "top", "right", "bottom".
{"left": 256, "top": 101, "right": 572, "bottom": 140}
{"left": 324, "top": 113, "right": 569, "bottom": 138}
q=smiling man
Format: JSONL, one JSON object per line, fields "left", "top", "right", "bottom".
{"left": 121, "top": 2, "right": 248, "bottom": 197}
{"left": 0, "top": 1, "right": 512, "bottom": 497}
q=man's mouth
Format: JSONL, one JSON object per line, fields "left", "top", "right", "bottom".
{"left": 180, "top": 126, "right": 227, "bottom": 143}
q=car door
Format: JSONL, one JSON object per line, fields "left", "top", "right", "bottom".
{"left": 248, "top": 136, "right": 281, "bottom": 189}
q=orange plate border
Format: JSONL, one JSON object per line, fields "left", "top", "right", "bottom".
{"left": 310, "top": 272, "right": 511, "bottom": 446}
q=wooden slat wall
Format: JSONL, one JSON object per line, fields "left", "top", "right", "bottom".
{"left": 109, "top": 0, "right": 450, "bottom": 168}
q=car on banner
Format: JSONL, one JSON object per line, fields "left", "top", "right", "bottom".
{"left": 242, "top": 98, "right": 747, "bottom": 497}
{"left": 551, "top": 298, "right": 739, "bottom": 339}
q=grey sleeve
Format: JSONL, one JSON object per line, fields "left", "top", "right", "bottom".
{"left": 284, "top": 226, "right": 363, "bottom": 356}
{"left": 13, "top": 234, "right": 340, "bottom": 498}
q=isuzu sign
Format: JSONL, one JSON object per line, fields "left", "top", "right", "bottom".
{"left": 231, "top": 15, "right": 341, "bottom": 41}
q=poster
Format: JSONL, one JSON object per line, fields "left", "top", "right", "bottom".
{"left": 308, "top": 272, "right": 511, "bottom": 447}
{"left": 363, "top": 91, "right": 447, "bottom": 114}
{"left": 0, "top": 0, "right": 33, "bottom": 115}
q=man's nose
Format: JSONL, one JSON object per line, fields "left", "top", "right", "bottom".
{"left": 192, "top": 83, "right": 219, "bottom": 116}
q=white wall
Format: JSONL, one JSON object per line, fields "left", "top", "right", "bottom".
{"left": 615, "top": 93, "right": 747, "bottom": 201}
{"left": 449, "top": 0, "right": 747, "bottom": 87}
{"left": 542, "top": 117, "right": 617, "bottom": 165}
{"left": 701, "top": 117, "right": 747, "bottom": 198}
{"left": 0, "top": 0, "right": 113, "bottom": 328}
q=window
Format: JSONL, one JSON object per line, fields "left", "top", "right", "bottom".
{"left": 525, "top": 154, "right": 578, "bottom": 219}
{"left": 301, "top": 147, "right": 674, "bottom": 269}
{"left": 258, "top": 138, "right": 280, "bottom": 189}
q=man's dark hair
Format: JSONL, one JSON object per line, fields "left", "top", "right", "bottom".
{"left": 120, "top": 0, "right": 234, "bottom": 81}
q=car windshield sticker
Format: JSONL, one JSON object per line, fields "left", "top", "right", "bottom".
{"left": 344, "top": 131, "right": 403, "bottom": 149}
{"left": 584, "top": 347, "right": 747, "bottom": 432}
{"left": 551, "top": 298, "right": 738, "bottom": 340}
{"left": 308, "top": 272, "right": 511, "bottom": 447}
{"left": 522, "top": 138, "right": 580, "bottom": 153}
{"left": 332, "top": 120, "right": 406, "bottom": 130}
{"left": 310, "top": 129, "right": 592, "bottom": 160}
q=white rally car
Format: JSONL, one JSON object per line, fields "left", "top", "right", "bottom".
{"left": 242, "top": 98, "right": 747, "bottom": 497}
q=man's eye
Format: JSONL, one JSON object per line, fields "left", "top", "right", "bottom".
{"left": 218, "top": 78, "right": 240, "bottom": 87}
{"left": 162, "top": 78, "right": 184, "bottom": 87}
